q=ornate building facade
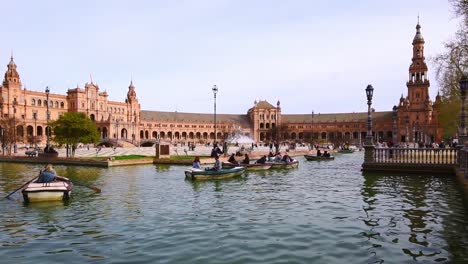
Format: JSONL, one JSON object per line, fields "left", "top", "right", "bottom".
{"left": 0, "top": 22, "right": 441, "bottom": 148}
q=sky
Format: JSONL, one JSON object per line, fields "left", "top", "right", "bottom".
{"left": 0, "top": 0, "right": 460, "bottom": 115}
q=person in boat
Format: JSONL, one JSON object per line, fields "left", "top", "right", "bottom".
{"left": 281, "top": 154, "right": 292, "bottom": 163}
{"left": 256, "top": 155, "right": 267, "bottom": 164}
{"left": 344, "top": 142, "right": 350, "bottom": 150}
{"left": 274, "top": 152, "right": 282, "bottom": 162}
{"left": 241, "top": 153, "right": 250, "bottom": 164}
{"left": 207, "top": 155, "right": 222, "bottom": 171}
{"left": 323, "top": 151, "right": 331, "bottom": 157}
{"left": 267, "top": 151, "right": 274, "bottom": 161}
{"left": 317, "top": 149, "right": 322, "bottom": 157}
{"left": 37, "top": 164, "right": 57, "bottom": 183}
{"left": 228, "top": 153, "right": 239, "bottom": 165}
{"left": 192, "top": 156, "right": 202, "bottom": 169}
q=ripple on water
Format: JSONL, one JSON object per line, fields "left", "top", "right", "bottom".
{"left": 1, "top": 157, "right": 468, "bottom": 263}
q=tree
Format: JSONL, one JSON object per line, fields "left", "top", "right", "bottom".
{"left": 0, "top": 117, "right": 22, "bottom": 156}
{"left": 433, "top": 0, "right": 468, "bottom": 139}
{"left": 51, "top": 112, "right": 100, "bottom": 157}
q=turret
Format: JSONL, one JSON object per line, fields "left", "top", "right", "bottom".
{"left": 2, "top": 55, "right": 21, "bottom": 88}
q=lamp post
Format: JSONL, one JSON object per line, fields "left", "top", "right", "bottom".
{"left": 459, "top": 75, "right": 468, "bottom": 145}
{"left": 13, "top": 100, "right": 17, "bottom": 153}
{"left": 45, "top": 86, "right": 50, "bottom": 150}
{"left": 365, "top": 84, "right": 374, "bottom": 145}
{"left": 33, "top": 112, "right": 37, "bottom": 149}
{"left": 392, "top": 105, "right": 397, "bottom": 144}
{"left": 115, "top": 119, "right": 119, "bottom": 146}
{"left": 311, "top": 110, "right": 314, "bottom": 143}
{"left": 212, "top": 84, "right": 218, "bottom": 146}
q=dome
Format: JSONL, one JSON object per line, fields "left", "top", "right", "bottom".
{"left": 412, "top": 23, "right": 425, "bottom": 44}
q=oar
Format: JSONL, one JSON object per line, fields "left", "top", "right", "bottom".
{"left": 72, "top": 181, "right": 102, "bottom": 193}
{"left": 4, "top": 172, "right": 40, "bottom": 200}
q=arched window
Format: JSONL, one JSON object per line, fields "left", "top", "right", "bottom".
{"left": 31, "top": 99, "right": 36, "bottom": 106}
{"left": 38, "top": 99, "right": 42, "bottom": 106}
{"left": 60, "top": 102, "right": 64, "bottom": 108}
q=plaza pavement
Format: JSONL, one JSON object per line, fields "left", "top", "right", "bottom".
{"left": 46, "top": 144, "right": 314, "bottom": 159}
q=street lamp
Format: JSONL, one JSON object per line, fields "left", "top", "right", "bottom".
{"left": 311, "top": 110, "right": 314, "bottom": 142}
{"left": 392, "top": 105, "right": 397, "bottom": 144}
{"left": 460, "top": 75, "right": 468, "bottom": 144}
{"left": 33, "top": 112, "right": 37, "bottom": 148}
{"left": 365, "top": 84, "right": 374, "bottom": 145}
{"left": 45, "top": 86, "right": 50, "bottom": 150}
{"left": 212, "top": 84, "right": 218, "bottom": 145}
{"left": 13, "top": 100, "right": 17, "bottom": 153}
{"left": 115, "top": 119, "right": 120, "bottom": 146}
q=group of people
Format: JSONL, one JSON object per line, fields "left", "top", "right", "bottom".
{"left": 227, "top": 153, "right": 250, "bottom": 165}
{"left": 192, "top": 149, "right": 297, "bottom": 171}
{"left": 316, "top": 149, "right": 331, "bottom": 157}
{"left": 192, "top": 155, "right": 224, "bottom": 171}
{"left": 265, "top": 151, "right": 292, "bottom": 163}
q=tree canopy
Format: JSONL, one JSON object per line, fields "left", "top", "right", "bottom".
{"left": 433, "top": 0, "right": 468, "bottom": 139}
{"left": 51, "top": 112, "right": 100, "bottom": 156}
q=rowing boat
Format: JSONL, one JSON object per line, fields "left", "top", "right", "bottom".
{"left": 185, "top": 166, "right": 246, "bottom": 180}
{"left": 267, "top": 159, "right": 299, "bottom": 169}
{"left": 304, "top": 154, "right": 335, "bottom": 161}
{"left": 22, "top": 177, "right": 73, "bottom": 202}
{"left": 222, "top": 162, "right": 272, "bottom": 171}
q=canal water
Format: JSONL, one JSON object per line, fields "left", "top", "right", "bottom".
{"left": 1, "top": 153, "right": 468, "bottom": 263}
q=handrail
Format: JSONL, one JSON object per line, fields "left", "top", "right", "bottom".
{"left": 372, "top": 147, "right": 457, "bottom": 165}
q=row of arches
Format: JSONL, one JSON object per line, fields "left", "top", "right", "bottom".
{"left": 259, "top": 123, "right": 276, "bottom": 129}
{"left": 258, "top": 131, "right": 395, "bottom": 142}
{"left": 98, "top": 127, "right": 247, "bottom": 143}
{"left": 12, "top": 125, "right": 51, "bottom": 138}
{"left": 31, "top": 99, "right": 65, "bottom": 108}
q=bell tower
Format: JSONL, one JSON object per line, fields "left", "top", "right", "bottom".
{"left": 406, "top": 19, "right": 429, "bottom": 110}
{"left": 397, "top": 19, "right": 438, "bottom": 143}
{"left": 1, "top": 55, "right": 23, "bottom": 117}
{"left": 126, "top": 80, "right": 141, "bottom": 130}
{"left": 2, "top": 55, "right": 22, "bottom": 89}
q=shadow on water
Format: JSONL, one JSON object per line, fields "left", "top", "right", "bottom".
{"left": 186, "top": 175, "right": 247, "bottom": 192}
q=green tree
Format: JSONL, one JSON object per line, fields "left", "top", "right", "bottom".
{"left": 51, "top": 112, "right": 100, "bottom": 157}
{"left": 433, "top": 0, "right": 468, "bottom": 139}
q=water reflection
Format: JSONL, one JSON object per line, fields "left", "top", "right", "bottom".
{"left": 359, "top": 172, "right": 468, "bottom": 262}
{"left": 186, "top": 176, "right": 247, "bottom": 192}
{"left": 1, "top": 156, "right": 468, "bottom": 263}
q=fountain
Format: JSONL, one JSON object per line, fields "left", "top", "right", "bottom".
{"left": 225, "top": 126, "right": 255, "bottom": 144}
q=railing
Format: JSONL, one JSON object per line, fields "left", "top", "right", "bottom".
{"left": 373, "top": 147, "right": 458, "bottom": 165}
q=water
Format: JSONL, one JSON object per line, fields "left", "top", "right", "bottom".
{"left": 1, "top": 153, "right": 468, "bottom": 263}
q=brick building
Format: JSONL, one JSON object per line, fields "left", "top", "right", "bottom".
{"left": 0, "top": 22, "right": 441, "bottom": 148}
